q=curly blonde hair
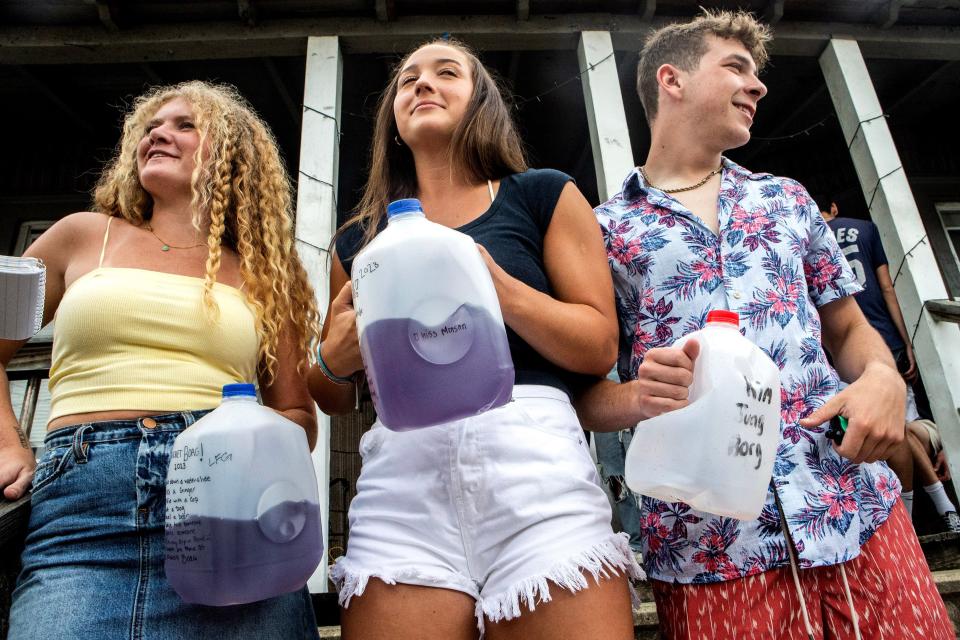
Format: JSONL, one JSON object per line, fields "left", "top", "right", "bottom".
{"left": 93, "top": 80, "right": 321, "bottom": 383}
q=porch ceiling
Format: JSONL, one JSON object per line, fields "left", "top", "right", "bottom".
{"left": 1, "top": 1, "right": 958, "bottom": 249}
{"left": 2, "top": 1, "right": 960, "bottom": 65}
{"left": 3, "top": 1, "right": 959, "bottom": 29}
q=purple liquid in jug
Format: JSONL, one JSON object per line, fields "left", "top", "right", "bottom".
{"left": 164, "top": 500, "right": 323, "bottom": 606}
{"left": 361, "top": 304, "right": 513, "bottom": 430}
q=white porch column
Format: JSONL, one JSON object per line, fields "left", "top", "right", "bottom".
{"left": 295, "top": 35, "right": 342, "bottom": 592}
{"left": 577, "top": 31, "right": 635, "bottom": 202}
{"left": 820, "top": 38, "right": 960, "bottom": 496}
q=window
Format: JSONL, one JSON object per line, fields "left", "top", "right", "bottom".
{"left": 936, "top": 203, "right": 960, "bottom": 278}
{"left": 14, "top": 220, "right": 54, "bottom": 256}
{"left": 8, "top": 380, "right": 49, "bottom": 450}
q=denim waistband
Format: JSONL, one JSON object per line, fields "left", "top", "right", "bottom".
{"left": 43, "top": 410, "right": 212, "bottom": 449}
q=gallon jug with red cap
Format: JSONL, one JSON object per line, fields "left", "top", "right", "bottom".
{"left": 624, "top": 310, "right": 781, "bottom": 520}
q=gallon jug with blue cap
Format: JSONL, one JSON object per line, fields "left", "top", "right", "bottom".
{"left": 164, "top": 383, "right": 323, "bottom": 606}
{"left": 351, "top": 198, "right": 514, "bottom": 430}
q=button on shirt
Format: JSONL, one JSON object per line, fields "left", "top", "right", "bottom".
{"left": 595, "top": 158, "right": 901, "bottom": 584}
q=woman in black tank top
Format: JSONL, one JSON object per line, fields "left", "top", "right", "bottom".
{"left": 310, "top": 39, "right": 640, "bottom": 640}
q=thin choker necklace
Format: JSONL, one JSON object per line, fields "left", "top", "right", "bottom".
{"left": 145, "top": 224, "right": 205, "bottom": 251}
{"left": 639, "top": 163, "right": 723, "bottom": 194}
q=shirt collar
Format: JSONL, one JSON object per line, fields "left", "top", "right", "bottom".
{"left": 621, "top": 167, "right": 645, "bottom": 201}
{"left": 723, "top": 157, "right": 766, "bottom": 181}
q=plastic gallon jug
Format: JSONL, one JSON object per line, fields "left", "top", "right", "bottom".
{"left": 164, "top": 383, "right": 323, "bottom": 606}
{"left": 351, "top": 198, "right": 514, "bottom": 430}
{"left": 624, "top": 310, "right": 781, "bottom": 520}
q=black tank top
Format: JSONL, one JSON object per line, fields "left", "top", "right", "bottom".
{"left": 336, "top": 168, "right": 585, "bottom": 398}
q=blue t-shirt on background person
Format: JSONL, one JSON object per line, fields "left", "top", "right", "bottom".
{"left": 827, "top": 216, "right": 904, "bottom": 353}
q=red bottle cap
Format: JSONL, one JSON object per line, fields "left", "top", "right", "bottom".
{"left": 706, "top": 310, "right": 739, "bottom": 327}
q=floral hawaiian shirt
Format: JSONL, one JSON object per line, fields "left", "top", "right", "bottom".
{"left": 595, "top": 158, "right": 901, "bottom": 584}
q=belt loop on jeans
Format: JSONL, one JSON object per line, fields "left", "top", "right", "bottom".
{"left": 72, "top": 424, "right": 94, "bottom": 464}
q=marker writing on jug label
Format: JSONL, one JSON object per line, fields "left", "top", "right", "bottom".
{"left": 164, "top": 517, "right": 212, "bottom": 565}
{"left": 355, "top": 261, "right": 379, "bottom": 279}
{"left": 743, "top": 376, "right": 774, "bottom": 404}
{"left": 208, "top": 451, "right": 233, "bottom": 467}
{"left": 726, "top": 375, "right": 774, "bottom": 469}
{"left": 736, "top": 402, "right": 765, "bottom": 436}
{"left": 728, "top": 435, "right": 763, "bottom": 470}
{"left": 171, "top": 443, "right": 204, "bottom": 461}
{"left": 352, "top": 261, "right": 380, "bottom": 296}
{"left": 411, "top": 322, "right": 469, "bottom": 342}
{"left": 171, "top": 443, "right": 203, "bottom": 470}
{"left": 165, "top": 474, "right": 213, "bottom": 526}
{"left": 441, "top": 322, "right": 468, "bottom": 336}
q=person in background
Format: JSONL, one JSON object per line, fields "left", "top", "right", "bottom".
{"left": 821, "top": 201, "right": 960, "bottom": 531}
{"left": 595, "top": 430, "right": 643, "bottom": 553}
{"left": 578, "top": 10, "right": 953, "bottom": 639}
{"left": 820, "top": 200, "right": 915, "bottom": 381}
{"left": 594, "top": 370, "right": 644, "bottom": 558}
{"left": 885, "top": 393, "right": 960, "bottom": 530}
{"left": 0, "top": 81, "right": 322, "bottom": 639}
{"left": 309, "top": 37, "right": 642, "bottom": 640}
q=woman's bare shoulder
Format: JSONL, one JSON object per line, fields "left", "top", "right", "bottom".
{"left": 26, "top": 212, "right": 113, "bottom": 262}
{"left": 44, "top": 211, "right": 112, "bottom": 241}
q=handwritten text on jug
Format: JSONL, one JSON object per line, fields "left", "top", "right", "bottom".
{"left": 727, "top": 376, "right": 774, "bottom": 470}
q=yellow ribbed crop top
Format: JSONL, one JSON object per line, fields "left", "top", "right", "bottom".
{"left": 47, "top": 218, "right": 259, "bottom": 421}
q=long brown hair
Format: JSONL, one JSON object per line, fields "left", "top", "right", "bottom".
{"left": 337, "top": 38, "right": 528, "bottom": 256}
{"left": 93, "top": 81, "right": 321, "bottom": 382}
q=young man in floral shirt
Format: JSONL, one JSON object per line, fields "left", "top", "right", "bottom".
{"left": 577, "top": 10, "right": 953, "bottom": 639}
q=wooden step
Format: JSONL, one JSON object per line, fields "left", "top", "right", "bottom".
{"left": 920, "top": 531, "right": 960, "bottom": 572}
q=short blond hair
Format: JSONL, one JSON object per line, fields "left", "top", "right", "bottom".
{"left": 637, "top": 9, "right": 772, "bottom": 123}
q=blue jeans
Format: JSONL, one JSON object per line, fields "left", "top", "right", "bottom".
{"left": 594, "top": 429, "right": 642, "bottom": 552}
{"left": 9, "top": 411, "right": 319, "bottom": 640}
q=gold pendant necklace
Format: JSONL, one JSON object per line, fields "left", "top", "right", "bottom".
{"left": 639, "top": 164, "right": 723, "bottom": 194}
{"left": 145, "top": 224, "right": 205, "bottom": 252}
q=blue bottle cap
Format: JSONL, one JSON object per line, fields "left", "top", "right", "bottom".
{"left": 222, "top": 383, "right": 256, "bottom": 398}
{"left": 387, "top": 198, "right": 423, "bottom": 217}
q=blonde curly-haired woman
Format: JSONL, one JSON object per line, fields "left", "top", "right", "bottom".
{"left": 0, "top": 81, "right": 322, "bottom": 639}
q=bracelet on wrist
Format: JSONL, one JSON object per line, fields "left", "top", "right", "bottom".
{"left": 317, "top": 342, "right": 354, "bottom": 385}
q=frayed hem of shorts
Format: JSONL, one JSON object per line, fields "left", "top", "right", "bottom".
{"left": 330, "top": 558, "right": 479, "bottom": 608}
{"left": 474, "top": 531, "right": 645, "bottom": 636}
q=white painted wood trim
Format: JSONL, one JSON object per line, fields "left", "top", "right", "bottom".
{"left": 820, "top": 38, "right": 960, "bottom": 499}
{"left": 296, "top": 35, "right": 342, "bottom": 593}
{"left": 577, "top": 31, "right": 634, "bottom": 202}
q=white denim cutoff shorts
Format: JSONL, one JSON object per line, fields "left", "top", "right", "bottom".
{"left": 331, "top": 385, "right": 643, "bottom": 634}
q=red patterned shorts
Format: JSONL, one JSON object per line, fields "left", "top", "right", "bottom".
{"left": 652, "top": 500, "right": 954, "bottom": 639}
